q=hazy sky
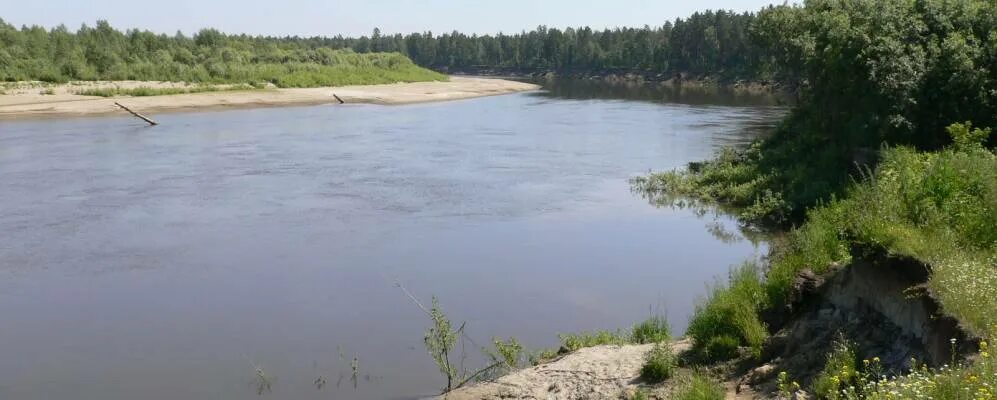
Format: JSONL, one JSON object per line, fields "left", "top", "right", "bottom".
{"left": 1, "top": 0, "right": 779, "bottom": 37}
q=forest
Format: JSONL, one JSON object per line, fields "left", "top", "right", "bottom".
{"left": 0, "top": 19, "right": 445, "bottom": 87}
{"left": 302, "top": 10, "right": 768, "bottom": 80}
{"left": 0, "top": 9, "right": 772, "bottom": 85}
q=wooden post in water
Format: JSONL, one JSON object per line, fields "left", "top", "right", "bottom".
{"left": 114, "top": 102, "right": 158, "bottom": 126}
{"left": 332, "top": 93, "right": 345, "bottom": 104}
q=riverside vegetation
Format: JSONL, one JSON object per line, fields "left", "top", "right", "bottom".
{"left": 630, "top": 0, "right": 997, "bottom": 399}
{"left": 412, "top": 0, "right": 994, "bottom": 398}
{"left": 0, "top": 19, "right": 445, "bottom": 87}
{"left": 3, "top": 7, "right": 825, "bottom": 87}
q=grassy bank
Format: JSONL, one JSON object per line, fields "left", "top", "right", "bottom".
{"left": 632, "top": 0, "right": 995, "bottom": 398}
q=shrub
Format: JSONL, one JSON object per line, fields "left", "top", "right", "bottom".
{"left": 673, "top": 373, "right": 725, "bottom": 400}
{"left": 486, "top": 337, "right": 524, "bottom": 371}
{"left": 640, "top": 342, "right": 677, "bottom": 383}
{"left": 687, "top": 262, "right": 768, "bottom": 362}
{"left": 632, "top": 315, "right": 671, "bottom": 344}
{"left": 812, "top": 340, "right": 859, "bottom": 400}
{"left": 702, "top": 335, "right": 740, "bottom": 362}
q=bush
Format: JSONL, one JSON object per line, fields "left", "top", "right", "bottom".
{"left": 486, "top": 337, "right": 524, "bottom": 371}
{"left": 702, "top": 335, "right": 740, "bottom": 362}
{"left": 632, "top": 315, "right": 671, "bottom": 344}
{"left": 640, "top": 342, "right": 677, "bottom": 383}
{"left": 687, "top": 262, "right": 768, "bottom": 362}
{"left": 812, "top": 340, "right": 858, "bottom": 400}
{"left": 673, "top": 373, "right": 725, "bottom": 400}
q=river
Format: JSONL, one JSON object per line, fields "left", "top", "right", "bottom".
{"left": 0, "top": 80, "right": 785, "bottom": 399}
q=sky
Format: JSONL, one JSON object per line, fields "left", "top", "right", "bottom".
{"left": 1, "top": 0, "right": 779, "bottom": 37}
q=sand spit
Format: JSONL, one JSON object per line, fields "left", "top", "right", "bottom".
{"left": 0, "top": 77, "right": 539, "bottom": 119}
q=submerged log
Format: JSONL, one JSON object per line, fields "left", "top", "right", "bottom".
{"left": 114, "top": 102, "right": 158, "bottom": 126}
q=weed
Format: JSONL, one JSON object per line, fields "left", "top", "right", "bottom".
{"left": 640, "top": 342, "right": 678, "bottom": 383}
{"left": 673, "top": 373, "right": 725, "bottom": 400}
{"left": 702, "top": 334, "right": 740, "bottom": 362}
{"left": 632, "top": 315, "right": 672, "bottom": 344}
{"left": 486, "top": 336, "right": 524, "bottom": 372}
{"left": 424, "top": 296, "right": 459, "bottom": 392}
{"left": 686, "top": 262, "right": 768, "bottom": 361}
{"left": 812, "top": 340, "right": 858, "bottom": 400}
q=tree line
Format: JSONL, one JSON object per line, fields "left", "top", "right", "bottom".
{"left": 299, "top": 10, "right": 770, "bottom": 80}
{"left": 0, "top": 9, "right": 774, "bottom": 84}
{"left": 0, "top": 19, "right": 444, "bottom": 86}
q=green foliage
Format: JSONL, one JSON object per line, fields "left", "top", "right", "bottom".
{"left": 0, "top": 19, "right": 446, "bottom": 86}
{"left": 424, "top": 297, "right": 459, "bottom": 392}
{"left": 75, "top": 84, "right": 258, "bottom": 97}
{"left": 527, "top": 348, "right": 560, "bottom": 366}
{"left": 555, "top": 315, "right": 673, "bottom": 356}
{"left": 632, "top": 315, "right": 672, "bottom": 344}
{"left": 767, "top": 133, "right": 996, "bottom": 335}
{"left": 673, "top": 373, "right": 725, "bottom": 400}
{"left": 686, "top": 262, "right": 768, "bottom": 362}
{"left": 793, "top": 341, "right": 997, "bottom": 400}
{"left": 701, "top": 335, "right": 740, "bottom": 362}
{"left": 948, "top": 121, "right": 992, "bottom": 151}
{"left": 326, "top": 12, "right": 772, "bottom": 80}
{"left": 856, "top": 341, "right": 994, "bottom": 400}
{"left": 558, "top": 330, "right": 630, "bottom": 352}
{"left": 486, "top": 337, "right": 524, "bottom": 372}
{"left": 640, "top": 342, "right": 678, "bottom": 383}
{"left": 637, "top": 0, "right": 997, "bottom": 226}
{"left": 812, "top": 340, "right": 859, "bottom": 400}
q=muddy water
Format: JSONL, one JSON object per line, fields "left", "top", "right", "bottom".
{"left": 0, "top": 80, "right": 785, "bottom": 399}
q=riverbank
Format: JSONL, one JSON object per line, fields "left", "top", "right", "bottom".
{"left": 441, "top": 340, "right": 692, "bottom": 400}
{"left": 0, "top": 77, "right": 539, "bottom": 119}
{"left": 438, "top": 67, "right": 792, "bottom": 95}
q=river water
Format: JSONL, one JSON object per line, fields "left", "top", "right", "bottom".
{"left": 0, "top": 80, "right": 785, "bottom": 399}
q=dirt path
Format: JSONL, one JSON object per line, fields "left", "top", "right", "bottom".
{"left": 0, "top": 77, "right": 539, "bottom": 119}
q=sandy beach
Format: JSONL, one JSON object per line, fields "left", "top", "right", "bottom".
{"left": 0, "top": 77, "right": 539, "bottom": 119}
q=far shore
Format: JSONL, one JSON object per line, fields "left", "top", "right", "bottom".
{"left": 0, "top": 77, "right": 540, "bottom": 119}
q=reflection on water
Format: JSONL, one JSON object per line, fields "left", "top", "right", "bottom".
{"left": 0, "top": 80, "right": 786, "bottom": 399}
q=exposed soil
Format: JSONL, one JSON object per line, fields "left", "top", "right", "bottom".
{"left": 442, "top": 248, "right": 977, "bottom": 400}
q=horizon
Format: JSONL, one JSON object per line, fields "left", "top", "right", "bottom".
{"left": 2, "top": 0, "right": 779, "bottom": 38}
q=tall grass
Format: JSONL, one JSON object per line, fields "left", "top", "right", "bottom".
{"left": 632, "top": 315, "right": 672, "bottom": 344}
{"left": 686, "top": 262, "right": 769, "bottom": 361}
{"left": 811, "top": 340, "right": 859, "bottom": 399}
{"left": 640, "top": 341, "right": 678, "bottom": 383}
{"left": 673, "top": 373, "right": 726, "bottom": 400}
{"left": 766, "top": 123, "right": 996, "bottom": 336}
